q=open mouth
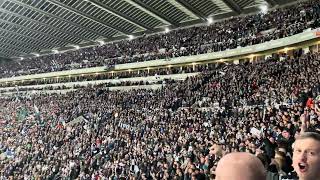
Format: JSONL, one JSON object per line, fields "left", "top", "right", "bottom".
{"left": 298, "top": 163, "right": 308, "bottom": 173}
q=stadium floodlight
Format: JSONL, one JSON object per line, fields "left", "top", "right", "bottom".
{"left": 52, "top": 49, "right": 59, "bottom": 54}
{"left": 249, "top": 54, "right": 255, "bottom": 59}
{"left": 20, "top": 57, "right": 24, "bottom": 60}
{"left": 207, "top": 17, "right": 214, "bottom": 25}
{"left": 165, "top": 27, "right": 170, "bottom": 33}
{"left": 33, "top": 53, "right": 40, "bottom": 57}
{"left": 259, "top": 4, "right": 268, "bottom": 14}
{"left": 73, "top": 45, "right": 80, "bottom": 50}
{"left": 97, "top": 40, "right": 105, "bottom": 46}
{"left": 128, "top": 35, "right": 134, "bottom": 40}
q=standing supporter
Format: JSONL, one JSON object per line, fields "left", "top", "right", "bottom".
{"left": 215, "top": 152, "right": 266, "bottom": 180}
{"left": 292, "top": 132, "right": 320, "bottom": 180}
{"left": 0, "top": 0, "right": 319, "bottom": 78}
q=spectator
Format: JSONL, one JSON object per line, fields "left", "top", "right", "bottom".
{"left": 215, "top": 152, "right": 266, "bottom": 180}
{"left": 292, "top": 132, "right": 320, "bottom": 180}
{"left": 0, "top": 0, "right": 319, "bottom": 78}
{"left": 0, "top": 44, "right": 320, "bottom": 179}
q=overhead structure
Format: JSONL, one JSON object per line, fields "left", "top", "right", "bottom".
{"left": 263, "top": 0, "right": 279, "bottom": 7}
{"left": 0, "top": 0, "right": 294, "bottom": 59}
{"left": 220, "top": 0, "right": 243, "bottom": 14}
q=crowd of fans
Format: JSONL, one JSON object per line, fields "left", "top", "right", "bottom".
{"left": 0, "top": 64, "right": 201, "bottom": 88}
{"left": 0, "top": 80, "right": 171, "bottom": 94}
{"left": 1, "top": 50, "right": 320, "bottom": 179}
{"left": 0, "top": 0, "right": 320, "bottom": 78}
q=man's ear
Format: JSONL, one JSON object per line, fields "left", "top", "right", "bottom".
{"left": 291, "top": 143, "right": 295, "bottom": 150}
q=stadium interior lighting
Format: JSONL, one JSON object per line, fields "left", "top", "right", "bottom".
{"left": 165, "top": 27, "right": 170, "bottom": 33}
{"left": 207, "top": 17, "right": 214, "bottom": 25}
{"left": 128, "top": 35, "right": 134, "bottom": 40}
{"left": 97, "top": 40, "right": 105, "bottom": 46}
{"left": 74, "top": 45, "right": 80, "bottom": 50}
{"left": 259, "top": 4, "right": 268, "bottom": 14}
{"left": 33, "top": 53, "right": 40, "bottom": 57}
{"left": 20, "top": 57, "right": 24, "bottom": 60}
{"left": 52, "top": 49, "right": 59, "bottom": 54}
{"left": 283, "top": 47, "right": 289, "bottom": 52}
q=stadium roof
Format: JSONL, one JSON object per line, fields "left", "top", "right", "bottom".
{"left": 0, "top": 0, "right": 293, "bottom": 59}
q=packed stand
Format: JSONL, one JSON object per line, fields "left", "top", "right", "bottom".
{"left": 0, "top": 0, "right": 320, "bottom": 78}
{"left": 0, "top": 64, "right": 202, "bottom": 88}
{"left": 1, "top": 51, "right": 320, "bottom": 179}
{"left": 0, "top": 80, "right": 173, "bottom": 95}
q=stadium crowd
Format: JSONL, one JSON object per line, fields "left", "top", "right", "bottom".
{"left": 0, "top": 64, "right": 202, "bottom": 88}
{"left": 1, "top": 50, "right": 320, "bottom": 180}
{"left": 0, "top": 0, "right": 320, "bottom": 78}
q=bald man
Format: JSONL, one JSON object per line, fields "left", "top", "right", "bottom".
{"left": 215, "top": 152, "right": 266, "bottom": 180}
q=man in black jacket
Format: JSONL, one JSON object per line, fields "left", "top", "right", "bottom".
{"left": 262, "top": 135, "right": 278, "bottom": 159}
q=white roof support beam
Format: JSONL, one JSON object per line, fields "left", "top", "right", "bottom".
{"left": 0, "top": 28, "right": 54, "bottom": 48}
{"left": 130, "top": 0, "right": 181, "bottom": 26}
{"left": 263, "top": 0, "right": 278, "bottom": 6}
{"left": 167, "top": 0, "right": 201, "bottom": 20}
{"left": 48, "top": 0, "right": 130, "bottom": 35}
{"left": 124, "top": 0, "right": 171, "bottom": 25}
{"left": 0, "top": 9, "right": 89, "bottom": 43}
{"left": 10, "top": 0, "right": 108, "bottom": 38}
{"left": 210, "top": 0, "right": 233, "bottom": 12}
{"left": 221, "top": 0, "right": 242, "bottom": 14}
{"left": 89, "top": 0, "right": 150, "bottom": 31}
{"left": 0, "top": 18, "right": 69, "bottom": 45}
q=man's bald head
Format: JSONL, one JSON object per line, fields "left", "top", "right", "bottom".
{"left": 216, "top": 152, "right": 266, "bottom": 180}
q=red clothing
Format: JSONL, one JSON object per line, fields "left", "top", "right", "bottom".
{"left": 306, "top": 98, "right": 314, "bottom": 109}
